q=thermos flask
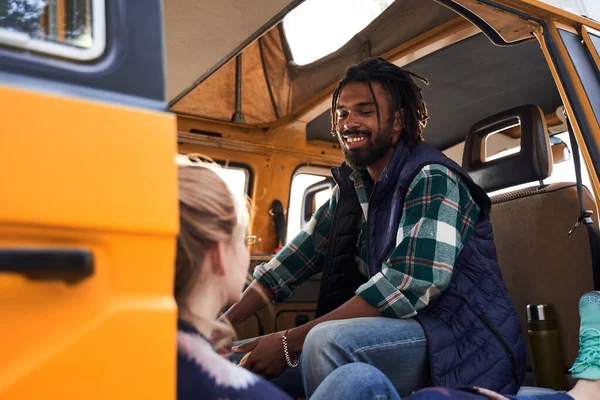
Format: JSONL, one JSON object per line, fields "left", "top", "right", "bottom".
{"left": 527, "top": 304, "right": 568, "bottom": 390}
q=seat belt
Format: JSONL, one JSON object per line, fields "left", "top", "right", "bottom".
{"left": 566, "top": 118, "right": 600, "bottom": 290}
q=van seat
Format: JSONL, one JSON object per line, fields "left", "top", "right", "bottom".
{"left": 462, "top": 105, "right": 597, "bottom": 375}
{"left": 490, "top": 181, "right": 595, "bottom": 368}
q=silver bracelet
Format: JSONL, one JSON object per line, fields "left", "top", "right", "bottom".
{"left": 282, "top": 330, "right": 299, "bottom": 368}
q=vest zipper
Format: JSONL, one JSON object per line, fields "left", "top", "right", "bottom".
{"left": 365, "top": 181, "right": 378, "bottom": 277}
{"left": 479, "top": 314, "right": 519, "bottom": 386}
{"left": 366, "top": 181, "right": 397, "bottom": 272}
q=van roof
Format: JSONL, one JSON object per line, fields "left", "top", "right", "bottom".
{"left": 164, "top": 0, "right": 597, "bottom": 150}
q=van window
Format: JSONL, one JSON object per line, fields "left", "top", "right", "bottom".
{"left": 0, "top": 0, "right": 106, "bottom": 60}
{"left": 204, "top": 165, "right": 250, "bottom": 226}
{"left": 286, "top": 167, "right": 332, "bottom": 243}
{"left": 283, "top": 0, "right": 395, "bottom": 65}
{"left": 177, "top": 154, "right": 250, "bottom": 222}
{"left": 208, "top": 166, "right": 249, "bottom": 205}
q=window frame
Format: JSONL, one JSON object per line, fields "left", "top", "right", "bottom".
{"left": 214, "top": 160, "right": 254, "bottom": 198}
{"left": 301, "top": 177, "right": 335, "bottom": 227}
{"left": 0, "top": 0, "right": 106, "bottom": 61}
{"left": 286, "top": 164, "right": 333, "bottom": 243}
{"left": 187, "top": 157, "right": 254, "bottom": 197}
{"left": 0, "top": 0, "right": 166, "bottom": 108}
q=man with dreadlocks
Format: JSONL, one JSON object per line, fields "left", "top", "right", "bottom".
{"left": 224, "top": 57, "right": 525, "bottom": 398}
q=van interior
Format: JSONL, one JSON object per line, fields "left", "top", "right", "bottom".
{"left": 2, "top": 0, "right": 600, "bottom": 397}
{"left": 166, "top": 0, "right": 600, "bottom": 387}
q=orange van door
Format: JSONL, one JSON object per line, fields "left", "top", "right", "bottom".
{"left": 0, "top": 1, "right": 177, "bottom": 399}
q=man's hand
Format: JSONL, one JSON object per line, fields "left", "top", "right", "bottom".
{"left": 230, "top": 296, "right": 379, "bottom": 378}
{"left": 232, "top": 331, "right": 297, "bottom": 379}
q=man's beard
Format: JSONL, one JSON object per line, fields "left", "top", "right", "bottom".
{"left": 341, "top": 125, "right": 395, "bottom": 170}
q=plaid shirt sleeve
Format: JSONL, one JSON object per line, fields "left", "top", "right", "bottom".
{"left": 252, "top": 186, "right": 338, "bottom": 304}
{"left": 356, "top": 165, "right": 481, "bottom": 319}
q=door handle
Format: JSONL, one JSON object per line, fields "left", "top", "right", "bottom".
{"left": 0, "top": 248, "right": 94, "bottom": 283}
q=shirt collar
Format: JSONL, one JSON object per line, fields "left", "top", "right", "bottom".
{"left": 349, "top": 168, "right": 371, "bottom": 185}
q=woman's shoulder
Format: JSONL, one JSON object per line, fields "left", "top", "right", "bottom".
{"left": 177, "top": 328, "right": 291, "bottom": 400}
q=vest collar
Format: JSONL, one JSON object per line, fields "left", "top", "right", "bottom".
{"left": 377, "top": 137, "right": 411, "bottom": 187}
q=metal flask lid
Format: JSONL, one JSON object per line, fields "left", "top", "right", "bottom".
{"left": 527, "top": 304, "right": 555, "bottom": 321}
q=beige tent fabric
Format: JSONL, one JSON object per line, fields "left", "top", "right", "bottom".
{"left": 259, "top": 26, "right": 293, "bottom": 119}
{"left": 171, "top": 55, "right": 236, "bottom": 121}
{"left": 164, "top": 0, "right": 295, "bottom": 101}
{"left": 239, "top": 39, "right": 279, "bottom": 124}
{"left": 171, "top": 38, "right": 279, "bottom": 124}
{"left": 170, "top": 0, "right": 458, "bottom": 124}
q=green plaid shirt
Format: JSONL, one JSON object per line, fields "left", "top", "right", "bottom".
{"left": 253, "top": 164, "right": 480, "bottom": 319}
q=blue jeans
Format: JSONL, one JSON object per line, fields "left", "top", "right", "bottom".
{"left": 311, "top": 363, "right": 575, "bottom": 400}
{"left": 234, "top": 317, "right": 429, "bottom": 398}
{"left": 311, "top": 362, "right": 401, "bottom": 400}
{"left": 301, "top": 317, "right": 429, "bottom": 398}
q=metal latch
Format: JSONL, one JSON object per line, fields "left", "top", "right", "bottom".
{"left": 568, "top": 210, "right": 594, "bottom": 235}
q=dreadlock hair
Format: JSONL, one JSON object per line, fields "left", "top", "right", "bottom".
{"left": 330, "top": 57, "right": 429, "bottom": 148}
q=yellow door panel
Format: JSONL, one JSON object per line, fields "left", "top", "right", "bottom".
{"left": 0, "top": 86, "right": 178, "bottom": 399}
{"left": 2, "top": 87, "right": 177, "bottom": 232}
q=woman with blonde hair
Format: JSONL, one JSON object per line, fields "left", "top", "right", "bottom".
{"left": 175, "top": 165, "right": 290, "bottom": 400}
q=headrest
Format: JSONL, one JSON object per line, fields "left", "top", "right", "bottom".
{"left": 462, "top": 105, "right": 553, "bottom": 193}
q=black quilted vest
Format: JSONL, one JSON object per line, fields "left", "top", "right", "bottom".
{"left": 314, "top": 163, "right": 367, "bottom": 317}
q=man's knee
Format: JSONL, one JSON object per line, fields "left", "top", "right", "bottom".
{"left": 308, "top": 363, "right": 400, "bottom": 400}
{"left": 302, "top": 320, "right": 355, "bottom": 365}
{"left": 304, "top": 321, "right": 343, "bottom": 354}
{"left": 301, "top": 321, "right": 357, "bottom": 398}
{"left": 328, "top": 362, "right": 389, "bottom": 385}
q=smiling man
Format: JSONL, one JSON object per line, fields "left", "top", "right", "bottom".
{"left": 223, "top": 57, "right": 525, "bottom": 397}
